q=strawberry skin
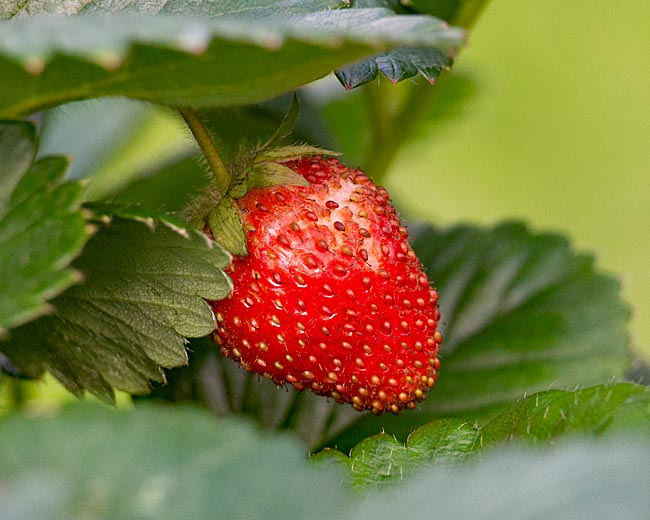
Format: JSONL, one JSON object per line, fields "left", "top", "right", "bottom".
{"left": 210, "top": 157, "right": 441, "bottom": 414}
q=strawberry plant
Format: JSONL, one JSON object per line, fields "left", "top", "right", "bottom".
{"left": 1, "top": 1, "right": 649, "bottom": 518}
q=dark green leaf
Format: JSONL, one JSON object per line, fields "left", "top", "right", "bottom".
{"left": 2, "top": 208, "right": 232, "bottom": 402}
{"left": 110, "top": 156, "right": 209, "bottom": 213}
{"left": 0, "top": 120, "right": 90, "bottom": 336}
{"left": 336, "top": 46, "right": 452, "bottom": 89}
{"left": 0, "top": 6, "right": 464, "bottom": 117}
{"left": 0, "top": 404, "right": 350, "bottom": 520}
{"left": 335, "top": 0, "right": 464, "bottom": 89}
{"left": 327, "top": 222, "right": 631, "bottom": 450}
{"left": 318, "top": 383, "right": 650, "bottom": 489}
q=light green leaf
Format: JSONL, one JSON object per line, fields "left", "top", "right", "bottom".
{"left": 254, "top": 145, "right": 340, "bottom": 163}
{"left": 327, "top": 222, "right": 631, "bottom": 450}
{"left": 0, "top": 4, "right": 464, "bottom": 117}
{"left": 0, "top": 404, "right": 350, "bottom": 520}
{"left": 207, "top": 196, "right": 248, "bottom": 256}
{"left": 247, "top": 161, "right": 310, "bottom": 190}
{"left": 0, "top": 120, "right": 90, "bottom": 336}
{"left": 1, "top": 207, "right": 232, "bottom": 402}
{"left": 313, "top": 418, "right": 479, "bottom": 490}
{"left": 317, "top": 383, "right": 650, "bottom": 489}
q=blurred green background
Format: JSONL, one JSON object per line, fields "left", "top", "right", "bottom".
{"left": 388, "top": 0, "right": 650, "bottom": 360}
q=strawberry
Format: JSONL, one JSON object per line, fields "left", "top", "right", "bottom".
{"left": 209, "top": 156, "right": 441, "bottom": 414}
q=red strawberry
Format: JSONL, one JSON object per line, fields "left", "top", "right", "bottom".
{"left": 210, "top": 156, "right": 441, "bottom": 414}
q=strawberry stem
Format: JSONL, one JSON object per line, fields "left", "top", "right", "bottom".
{"left": 178, "top": 107, "right": 231, "bottom": 196}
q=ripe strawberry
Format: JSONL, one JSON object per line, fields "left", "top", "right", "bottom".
{"left": 209, "top": 156, "right": 441, "bottom": 414}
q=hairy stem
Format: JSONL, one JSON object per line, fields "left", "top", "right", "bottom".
{"left": 178, "top": 107, "right": 231, "bottom": 196}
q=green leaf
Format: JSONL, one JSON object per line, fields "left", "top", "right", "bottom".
{"left": 350, "top": 440, "right": 650, "bottom": 519}
{"left": 1, "top": 207, "right": 232, "bottom": 402}
{"left": 0, "top": 5, "right": 464, "bottom": 117}
{"left": 313, "top": 418, "right": 479, "bottom": 490}
{"left": 419, "top": 223, "right": 630, "bottom": 415}
{"left": 0, "top": 120, "right": 90, "bottom": 336}
{"left": 254, "top": 145, "right": 340, "bottom": 164}
{"left": 481, "top": 383, "right": 650, "bottom": 446}
{"left": 0, "top": 404, "right": 350, "bottom": 520}
{"left": 259, "top": 92, "right": 301, "bottom": 150}
{"left": 247, "top": 161, "right": 311, "bottom": 191}
{"left": 336, "top": 46, "right": 452, "bottom": 89}
{"left": 318, "top": 383, "right": 650, "bottom": 489}
{"left": 335, "top": 0, "right": 471, "bottom": 89}
{"left": 327, "top": 222, "right": 631, "bottom": 450}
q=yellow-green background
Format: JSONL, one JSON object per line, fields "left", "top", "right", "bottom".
{"left": 389, "top": 0, "right": 650, "bottom": 359}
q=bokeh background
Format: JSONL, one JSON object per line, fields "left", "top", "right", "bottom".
{"left": 388, "top": 0, "right": 650, "bottom": 360}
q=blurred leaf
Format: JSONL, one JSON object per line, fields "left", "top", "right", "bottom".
{"left": 0, "top": 4, "right": 464, "bottom": 117}
{"left": 0, "top": 120, "right": 90, "bottom": 336}
{"left": 0, "top": 404, "right": 350, "bottom": 520}
{"left": 350, "top": 440, "right": 650, "bottom": 519}
{"left": 142, "top": 336, "right": 362, "bottom": 449}
{"left": 110, "top": 156, "right": 209, "bottom": 213}
{"left": 2, "top": 403, "right": 649, "bottom": 520}
{"left": 327, "top": 222, "right": 631, "bottom": 450}
{"left": 316, "top": 383, "right": 650, "bottom": 489}
{"left": 1, "top": 207, "right": 232, "bottom": 402}
{"left": 38, "top": 98, "right": 190, "bottom": 198}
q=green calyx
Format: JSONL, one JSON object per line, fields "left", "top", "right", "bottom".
{"left": 183, "top": 94, "right": 340, "bottom": 257}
